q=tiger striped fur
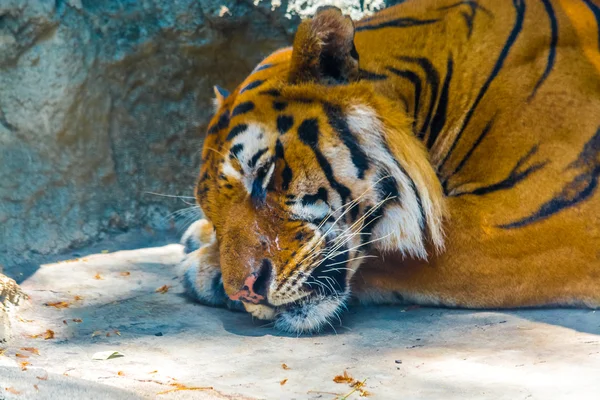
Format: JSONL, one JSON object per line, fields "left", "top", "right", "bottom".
{"left": 181, "top": 1, "right": 600, "bottom": 333}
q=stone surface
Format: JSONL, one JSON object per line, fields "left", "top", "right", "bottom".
{"left": 0, "top": 273, "right": 23, "bottom": 343}
{"left": 0, "top": 0, "right": 388, "bottom": 270}
{"left": 0, "top": 241, "right": 599, "bottom": 399}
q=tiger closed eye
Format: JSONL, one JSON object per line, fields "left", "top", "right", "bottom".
{"left": 256, "top": 163, "right": 271, "bottom": 178}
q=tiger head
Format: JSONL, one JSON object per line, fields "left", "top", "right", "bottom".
{"left": 195, "top": 7, "right": 446, "bottom": 333}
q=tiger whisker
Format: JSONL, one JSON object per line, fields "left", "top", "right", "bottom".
{"left": 143, "top": 191, "right": 197, "bottom": 206}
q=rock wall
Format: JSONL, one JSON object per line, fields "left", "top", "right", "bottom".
{"left": 0, "top": 0, "right": 386, "bottom": 269}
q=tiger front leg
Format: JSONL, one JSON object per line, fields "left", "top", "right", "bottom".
{"left": 180, "top": 219, "right": 244, "bottom": 311}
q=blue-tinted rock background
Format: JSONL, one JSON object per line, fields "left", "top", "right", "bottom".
{"left": 0, "top": 0, "right": 387, "bottom": 270}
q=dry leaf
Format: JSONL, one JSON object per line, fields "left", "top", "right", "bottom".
{"left": 280, "top": 379, "right": 288, "bottom": 386}
{"left": 44, "top": 330, "right": 55, "bottom": 340}
{"left": 45, "top": 301, "right": 69, "bottom": 309}
{"left": 334, "top": 372, "right": 369, "bottom": 399}
{"left": 333, "top": 371, "right": 353, "bottom": 384}
{"left": 281, "top": 363, "right": 290, "bottom": 370}
{"left": 91, "top": 331, "right": 103, "bottom": 337}
{"left": 74, "top": 295, "right": 83, "bottom": 301}
{"left": 33, "top": 384, "right": 39, "bottom": 391}
{"left": 120, "top": 272, "right": 131, "bottom": 277}
{"left": 94, "top": 273, "right": 103, "bottom": 280}
{"left": 157, "top": 383, "right": 213, "bottom": 395}
{"left": 15, "top": 353, "right": 29, "bottom": 358}
{"left": 113, "top": 330, "right": 121, "bottom": 336}
{"left": 149, "top": 370, "right": 158, "bottom": 374}
{"left": 0, "top": 348, "right": 5, "bottom": 356}
{"left": 63, "top": 320, "right": 68, "bottom": 325}
{"left": 21, "top": 347, "right": 40, "bottom": 355}
{"left": 118, "top": 371, "right": 125, "bottom": 376}
{"left": 20, "top": 361, "right": 30, "bottom": 371}
{"left": 155, "top": 285, "right": 169, "bottom": 294}
{"left": 5, "top": 387, "right": 21, "bottom": 394}
{"left": 36, "top": 374, "right": 48, "bottom": 381}
{"left": 92, "top": 351, "right": 124, "bottom": 360}
{"left": 101, "top": 250, "right": 109, "bottom": 254}
{"left": 72, "top": 318, "right": 83, "bottom": 323}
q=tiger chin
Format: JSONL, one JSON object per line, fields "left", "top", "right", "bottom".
{"left": 179, "top": 3, "right": 600, "bottom": 334}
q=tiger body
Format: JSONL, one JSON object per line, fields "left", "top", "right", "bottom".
{"left": 183, "top": 0, "right": 600, "bottom": 333}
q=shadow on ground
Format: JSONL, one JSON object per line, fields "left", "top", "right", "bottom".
{"left": 1, "top": 239, "right": 599, "bottom": 399}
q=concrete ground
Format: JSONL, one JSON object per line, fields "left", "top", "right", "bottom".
{"left": 1, "top": 234, "right": 599, "bottom": 400}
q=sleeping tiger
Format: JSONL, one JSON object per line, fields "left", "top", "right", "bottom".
{"left": 180, "top": 0, "right": 600, "bottom": 333}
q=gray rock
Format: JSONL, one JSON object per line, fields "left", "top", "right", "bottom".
{"left": 0, "top": 0, "right": 386, "bottom": 270}
{"left": 0, "top": 273, "right": 23, "bottom": 342}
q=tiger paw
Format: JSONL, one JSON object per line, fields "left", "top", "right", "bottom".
{"left": 243, "top": 303, "right": 277, "bottom": 320}
{"left": 181, "top": 219, "right": 215, "bottom": 255}
{"left": 180, "top": 239, "right": 244, "bottom": 312}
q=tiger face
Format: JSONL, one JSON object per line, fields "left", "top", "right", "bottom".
{"left": 190, "top": 7, "right": 446, "bottom": 333}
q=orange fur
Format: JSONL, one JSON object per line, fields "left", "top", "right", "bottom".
{"left": 188, "top": 1, "right": 600, "bottom": 331}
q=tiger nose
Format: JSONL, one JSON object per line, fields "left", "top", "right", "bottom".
{"left": 229, "top": 259, "right": 273, "bottom": 304}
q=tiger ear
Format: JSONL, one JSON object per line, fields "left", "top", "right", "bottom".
{"left": 288, "top": 6, "right": 360, "bottom": 85}
{"left": 213, "top": 85, "right": 229, "bottom": 110}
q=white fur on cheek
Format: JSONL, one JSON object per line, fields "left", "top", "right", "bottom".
{"left": 345, "top": 104, "right": 444, "bottom": 259}
{"left": 223, "top": 123, "right": 278, "bottom": 194}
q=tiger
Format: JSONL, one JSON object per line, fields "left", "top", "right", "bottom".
{"left": 179, "top": 0, "right": 600, "bottom": 334}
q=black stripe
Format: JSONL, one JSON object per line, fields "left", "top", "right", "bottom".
{"left": 229, "top": 143, "right": 244, "bottom": 160}
{"left": 302, "top": 187, "right": 328, "bottom": 206}
{"left": 427, "top": 56, "right": 453, "bottom": 149}
{"left": 437, "top": 1, "right": 492, "bottom": 38}
{"left": 226, "top": 123, "right": 248, "bottom": 141}
{"left": 273, "top": 101, "right": 288, "bottom": 111}
{"left": 323, "top": 103, "right": 370, "bottom": 179}
{"left": 386, "top": 67, "right": 422, "bottom": 130}
{"left": 499, "top": 128, "right": 600, "bottom": 229}
{"left": 453, "top": 145, "right": 547, "bottom": 197}
{"left": 277, "top": 115, "right": 294, "bottom": 134}
{"left": 582, "top": 0, "right": 600, "bottom": 51}
{"left": 397, "top": 56, "right": 440, "bottom": 139}
{"left": 231, "top": 101, "right": 255, "bottom": 117}
{"left": 528, "top": 0, "right": 558, "bottom": 101}
{"left": 281, "top": 165, "right": 293, "bottom": 191}
{"left": 359, "top": 68, "right": 388, "bottom": 81}
{"left": 376, "top": 171, "right": 400, "bottom": 199}
{"left": 275, "top": 139, "right": 284, "bottom": 159}
{"left": 356, "top": 17, "right": 439, "bottom": 32}
{"left": 440, "top": 0, "right": 526, "bottom": 171}
{"left": 208, "top": 110, "right": 230, "bottom": 134}
{"left": 297, "top": 118, "right": 352, "bottom": 205}
{"left": 253, "top": 63, "right": 276, "bottom": 72}
{"left": 382, "top": 141, "right": 426, "bottom": 232}
{"left": 260, "top": 89, "right": 281, "bottom": 97}
{"left": 448, "top": 116, "right": 495, "bottom": 178}
{"left": 461, "top": 11, "right": 474, "bottom": 37}
{"left": 240, "top": 80, "right": 265, "bottom": 94}
{"left": 275, "top": 139, "right": 293, "bottom": 191}
{"left": 248, "top": 148, "right": 268, "bottom": 168}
